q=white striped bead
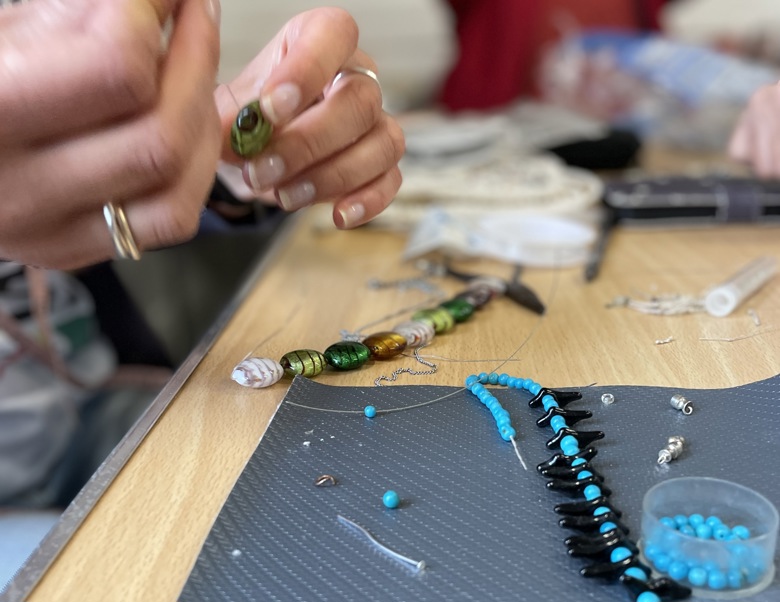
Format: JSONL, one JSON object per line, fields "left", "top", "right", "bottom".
{"left": 391, "top": 320, "right": 435, "bottom": 348}
{"left": 231, "top": 357, "right": 284, "bottom": 388}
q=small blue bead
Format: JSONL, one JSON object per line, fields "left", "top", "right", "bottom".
{"left": 499, "top": 425, "right": 516, "bottom": 441}
{"left": 550, "top": 416, "right": 567, "bottom": 432}
{"left": 623, "top": 567, "right": 648, "bottom": 581}
{"left": 571, "top": 457, "right": 587, "bottom": 467}
{"left": 643, "top": 544, "right": 661, "bottom": 561}
{"left": 593, "top": 507, "right": 610, "bottom": 516}
{"left": 668, "top": 560, "right": 688, "bottom": 581}
{"left": 674, "top": 514, "right": 689, "bottom": 528}
{"left": 382, "top": 490, "right": 400, "bottom": 509}
{"left": 708, "top": 570, "right": 727, "bottom": 590}
{"left": 364, "top": 406, "right": 377, "bottom": 418}
{"left": 599, "top": 521, "right": 617, "bottom": 533}
{"left": 478, "top": 372, "right": 489, "bottom": 383}
{"left": 488, "top": 372, "right": 499, "bottom": 385}
{"left": 660, "top": 517, "right": 677, "bottom": 529}
{"left": 727, "top": 569, "right": 742, "bottom": 589}
{"left": 465, "top": 374, "right": 479, "bottom": 387}
{"left": 498, "top": 373, "right": 509, "bottom": 386}
{"left": 695, "top": 524, "right": 712, "bottom": 540}
{"left": 529, "top": 382, "right": 542, "bottom": 395}
{"left": 705, "top": 515, "right": 723, "bottom": 528}
{"left": 560, "top": 442, "right": 579, "bottom": 456}
{"left": 610, "top": 547, "right": 632, "bottom": 563}
{"left": 636, "top": 592, "right": 661, "bottom": 602}
{"left": 560, "top": 435, "right": 579, "bottom": 450}
{"left": 653, "top": 553, "right": 671, "bottom": 572}
{"left": 471, "top": 384, "right": 485, "bottom": 396}
{"left": 688, "top": 567, "right": 708, "bottom": 587}
{"left": 541, "top": 395, "right": 558, "bottom": 411}
{"left": 496, "top": 418, "right": 512, "bottom": 430}
{"left": 679, "top": 525, "right": 696, "bottom": 537}
{"left": 712, "top": 525, "right": 730, "bottom": 540}
{"left": 688, "top": 513, "right": 704, "bottom": 527}
{"left": 584, "top": 485, "right": 601, "bottom": 500}
{"left": 522, "top": 378, "right": 534, "bottom": 390}
{"left": 732, "top": 525, "right": 751, "bottom": 540}
{"left": 577, "top": 470, "right": 593, "bottom": 480}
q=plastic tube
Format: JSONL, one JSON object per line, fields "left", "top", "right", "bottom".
{"left": 704, "top": 256, "right": 777, "bottom": 317}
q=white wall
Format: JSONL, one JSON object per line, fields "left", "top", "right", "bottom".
{"left": 218, "top": 0, "right": 456, "bottom": 111}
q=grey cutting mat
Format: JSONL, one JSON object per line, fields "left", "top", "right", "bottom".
{"left": 181, "top": 376, "right": 780, "bottom": 601}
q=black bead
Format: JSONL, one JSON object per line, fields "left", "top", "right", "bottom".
{"left": 536, "top": 407, "right": 592, "bottom": 428}
{"left": 528, "top": 387, "right": 582, "bottom": 408}
{"left": 546, "top": 475, "right": 606, "bottom": 496}
{"left": 546, "top": 427, "right": 605, "bottom": 450}
{"left": 537, "top": 447, "right": 598, "bottom": 472}
{"left": 554, "top": 496, "right": 621, "bottom": 517}
{"left": 558, "top": 510, "right": 627, "bottom": 533}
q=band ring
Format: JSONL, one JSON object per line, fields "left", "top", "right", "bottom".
{"left": 331, "top": 66, "right": 382, "bottom": 95}
{"left": 103, "top": 202, "right": 141, "bottom": 261}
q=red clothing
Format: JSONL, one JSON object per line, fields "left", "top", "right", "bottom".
{"left": 439, "top": 0, "right": 668, "bottom": 110}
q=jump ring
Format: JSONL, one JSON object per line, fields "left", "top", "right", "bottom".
{"left": 331, "top": 66, "right": 382, "bottom": 95}
{"left": 103, "top": 202, "right": 141, "bottom": 261}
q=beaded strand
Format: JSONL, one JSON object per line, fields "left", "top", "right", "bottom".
{"left": 465, "top": 372, "right": 692, "bottom": 602}
{"left": 232, "top": 279, "right": 506, "bottom": 389}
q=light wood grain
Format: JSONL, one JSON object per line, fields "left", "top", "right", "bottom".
{"left": 26, "top": 206, "right": 780, "bottom": 601}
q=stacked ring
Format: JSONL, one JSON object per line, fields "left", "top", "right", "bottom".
{"left": 103, "top": 202, "right": 141, "bottom": 260}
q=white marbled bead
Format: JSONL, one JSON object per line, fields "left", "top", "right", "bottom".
{"left": 391, "top": 320, "right": 435, "bottom": 348}
{"left": 231, "top": 357, "right": 284, "bottom": 388}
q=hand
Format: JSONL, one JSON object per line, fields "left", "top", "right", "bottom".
{"left": 729, "top": 80, "right": 780, "bottom": 177}
{"left": 215, "top": 8, "right": 405, "bottom": 229}
{"left": 0, "top": 0, "right": 221, "bottom": 269}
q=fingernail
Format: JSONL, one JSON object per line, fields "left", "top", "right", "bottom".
{"left": 247, "top": 155, "right": 285, "bottom": 190}
{"left": 277, "top": 181, "right": 315, "bottom": 211}
{"left": 261, "top": 83, "right": 301, "bottom": 124}
{"left": 338, "top": 202, "right": 366, "bottom": 228}
{"left": 205, "top": 0, "right": 221, "bottom": 25}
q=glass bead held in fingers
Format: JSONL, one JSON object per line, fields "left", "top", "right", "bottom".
{"left": 230, "top": 100, "right": 273, "bottom": 158}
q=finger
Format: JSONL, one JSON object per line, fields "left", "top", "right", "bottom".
{"left": 0, "top": 0, "right": 221, "bottom": 214}
{"left": 244, "top": 70, "right": 383, "bottom": 192}
{"left": 272, "top": 114, "right": 404, "bottom": 212}
{"left": 727, "top": 116, "right": 753, "bottom": 163}
{"left": 332, "top": 166, "right": 403, "bottom": 229}
{"left": 0, "top": 0, "right": 183, "bottom": 143}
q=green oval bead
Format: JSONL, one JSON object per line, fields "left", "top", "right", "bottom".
{"left": 230, "top": 101, "right": 273, "bottom": 158}
{"left": 439, "top": 298, "right": 475, "bottom": 322}
{"left": 280, "top": 349, "right": 327, "bottom": 377}
{"left": 323, "top": 341, "right": 371, "bottom": 370}
{"left": 411, "top": 308, "right": 455, "bottom": 333}
{"left": 361, "top": 332, "right": 407, "bottom": 359}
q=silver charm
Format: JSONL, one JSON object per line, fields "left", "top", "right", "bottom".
{"left": 231, "top": 357, "right": 284, "bottom": 388}
{"left": 657, "top": 435, "right": 685, "bottom": 464}
{"left": 670, "top": 394, "right": 693, "bottom": 415}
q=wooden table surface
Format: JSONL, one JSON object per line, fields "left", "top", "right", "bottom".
{"left": 13, "top": 151, "right": 780, "bottom": 601}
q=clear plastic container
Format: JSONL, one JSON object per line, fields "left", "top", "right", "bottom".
{"left": 641, "top": 477, "right": 778, "bottom": 599}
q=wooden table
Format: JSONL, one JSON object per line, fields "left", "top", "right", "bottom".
{"left": 8, "top": 163, "right": 780, "bottom": 601}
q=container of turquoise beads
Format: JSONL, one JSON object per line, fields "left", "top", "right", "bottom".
{"left": 640, "top": 477, "right": 778, "bottom": 599}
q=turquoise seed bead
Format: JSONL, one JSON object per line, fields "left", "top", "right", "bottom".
{"left": 542, "top": 395, "right": 558, "bottom": 411}
{"left": 688, "top": 513, "right": 705, "bottom": 528}
{"left": 688, "top": 567, "right": 708, "bottom": 587}
{"left": 382, "top": 490, "right": 400, "bottom": 509}
{"left": 727, "top": 570, "right": 742, "bottom": 589}
{"left": 529, "top": 382, "right": 542, "bottom": 395}
{"left": 695, "top": 524, "right": 712, "bottom": 539}
{"left": 522, "top": 378, "right": 534, "bottom": 389}
{"left": 679, "top": 525, "right": 696, "bottom": 537}
{"left": 708, "top": 570, "right": 727, "bottom": 590}
{"left": 732, "top": 525, "right": 750, "bottom": 540}
{"left": 599, "top": 521, "right": 617, "bottom": 533}
{"left": 488, "top": 372, "right": 499, "bottom": 385}
{"left": 323, "top": 341, "right": 371, "bottom": 370}
{"left": 280, "top": 349, "right": 327, "bottom": 377}
{"left": 593, "top": 507, "right": 610, "bottom": 516}
{"left": 654, "top": 553, "right": 671, "bottom": 572}
{"left": 674, "top": 514, "right": 689, "bottom": 528}
{"left": 577, "top": 470, "right": 593, "bottom": 480}
{"left": 644, "top": 544, "right": 661, "bottom": 561}
{"left": 705, "top": 516, "right": 723, "bottom": 528}
{"left": 498, "top": 373, "right": 509, "bottom": 386}
{"left": 637, "top": 593, "right": 661, "bottom": 602}
{"left": 668, "top": 560, "right": 688, "bottom": 581}
{"left": 465, "top": 375, "right": 479, "bottom": 387}
{"left": 471, "top": 384, "right": 486, "bottom": 395}
{"left": 713, "top": 525, "right": 730, "bottom": 540}
{"left": 623, "top": 567, "right": 648, "bottom": 581}
{"left": 571, "top": 458, "right": 587, "bottom": 467}
{"left": 550, "top": 416, "right": 567, "bottom": 432}
{"left": 610, "top": 547, "right": 632, "bottom": 563}
{"left": 584, "top": 485, "right": 601, "bottom": 500}
{"left": 499, "top": 425, "right": 515, "bottom": 441}
{"left": 364, "top": 405, "right": 377, "bottom": 418}
{"left": 478, "top": 372, "right": 489, "bottom": 383}
{"left": 660, "top": 517, "right": 676, "bottom": 529}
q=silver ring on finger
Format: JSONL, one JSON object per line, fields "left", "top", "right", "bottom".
{"left": 103, "top": 201, "right": 141, "bottom": 260}
{"left": 332, "top": 66, "right": 382, "bottom": 96}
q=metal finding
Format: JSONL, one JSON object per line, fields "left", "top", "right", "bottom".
{"left": 670, "top": 394, "right": 694, "bottom": 415}
{"left": 601, "top": 393, "right": 615, "bottom": 406}
{"left": 657, "top": 435, "right": 685, "bottom": 464}
{"left": 314, "top": 474, "right": 337, "bottom": 487}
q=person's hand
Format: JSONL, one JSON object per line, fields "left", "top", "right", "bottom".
{"left": 0, "top": 0, "right": 221, "bottom": 269}
{"left": 215, "top": 8, "right": 405, "bottom": 229}
{"left": 729, "top": 80, "right": 780, "bottom": 177}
